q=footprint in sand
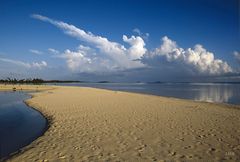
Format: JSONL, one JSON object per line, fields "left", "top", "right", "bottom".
{"left": 206, "top": 147, "right": 217, "bottom": 154}
{"left": 167, "top": 150, "right": 176, "bottom": 156}
{"left": 136, "top": 144, "right": 147, "bottom": 152}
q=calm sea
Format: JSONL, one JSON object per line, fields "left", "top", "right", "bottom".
{"left": 53, "top": 82, "right": 240, "bottom": 105}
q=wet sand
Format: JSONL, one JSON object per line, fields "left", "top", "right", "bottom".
{"left": 1, "top": 85, "right": 240, "bottom": 162}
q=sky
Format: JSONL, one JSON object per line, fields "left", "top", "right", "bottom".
{"left": 0, "top": 0, "right": 239, "bottom": 82}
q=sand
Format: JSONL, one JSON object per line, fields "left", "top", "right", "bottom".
{"left": 0, "top": 84, "right": 54, "bottom": 92}
{"left": 1, "top": 85, "right": 240, "bottom": 162}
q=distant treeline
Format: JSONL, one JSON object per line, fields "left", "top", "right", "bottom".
{"left": 0, "top": 78, "right": 81, "bottom": 84}
{"left": 2, "top": 78, "right": 238, "bottom": 85}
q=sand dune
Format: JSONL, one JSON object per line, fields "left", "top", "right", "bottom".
{"left": 1, "top": 85, "right": 240, "bottom": 161}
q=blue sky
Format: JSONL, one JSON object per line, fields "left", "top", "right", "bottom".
{"left": 0, "top": 0, "right": 239, "bottom": 82}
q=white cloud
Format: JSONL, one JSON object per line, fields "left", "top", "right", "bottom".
{"left": 234, "top": 51, "right": 240, "bottom": 62}
{"left": 123, "top": 35, "right": 146, "bottom": 60}
{"left": 0, "top": 58, "right": 31, "bottom": 68}
{"left": 0, "top": 58, "right": 47, "bottom": 69}
{"left": 143, "top": 36, "right": 232, "bottom": 75}
{"left": 29, "top": 49, "right": 43, "bottom": 55}
{"left": 31, "top": 61, "right": 48, "bottom": 69}
{"left": 58, "top": 45, "right": 120, "bottom": 73}
{"left": 32, "top": 14, "right": 146, "bottom": 71}
{"left": 48, "top": 48, "right": 59, "bottom": 54}
{"left": 32, "top": 14, "right": 233, "bottom": 76}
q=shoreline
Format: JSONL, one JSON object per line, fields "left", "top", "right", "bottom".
{"left": 1, "top": 83, "right": 239, "bottom": 107}
{"left": 0, "top": 85, "right": 54, "bottom": 161}
{"left": 49, "top": 83, "right": 240, "bottom": 106}
{"left": 74, "top": 85, "right": 240, "bottom": 108}
{"left": 0, "top": 98, "right": 51, "bottom": 162}
{"left": 1, "top": 85, "right": 240, "bottom": 161}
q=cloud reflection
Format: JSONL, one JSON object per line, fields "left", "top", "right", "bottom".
{"left": 194, "top": 85, "right": 233, "bottom": 103}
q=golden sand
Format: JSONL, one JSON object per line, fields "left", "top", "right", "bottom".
{"left": 0, "top": 84, "right": 54, "bottom": 92}
{"left": 1, "top": 85, "right": 240, "bottom": 162}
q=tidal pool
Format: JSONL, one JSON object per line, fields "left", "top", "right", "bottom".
{"left": 0, "top": 91, "right": 47, "bottom": 159}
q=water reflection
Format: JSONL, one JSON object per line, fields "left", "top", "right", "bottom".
{"left": 194, "top": 85, "right": 233, "bottom": 103}
{"left": 51, "top": 82, "right": 240, "bottom": 105}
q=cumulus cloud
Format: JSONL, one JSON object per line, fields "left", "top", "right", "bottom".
{"left": 123, "top": 35, "right": 146, "bottom": 60}
{"left": 143, "top": 36, "right": 232, "bottom": 75}
{"left": 234, "top": 51, "right": 240, "bottom": 62}
{"left": 48, "top": 48, "right": 60, "bottom": 54}
{"left": 32, "top": 14, "right": 233, "bottom": 76}
{"left": 29, "top": 49, "right": 43, "bottom": 55}
{"left": 61, "top": 45, "right": 115, "bottom": 73}
{"left": 0, "top": 58, "right": 47, "bottom": 69}
{"left": 32, "top": 14, "right": 146, "bottom": 72}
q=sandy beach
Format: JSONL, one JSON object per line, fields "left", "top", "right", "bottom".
{"left": 1, "top": 84, "right": 240, "bottom": 162}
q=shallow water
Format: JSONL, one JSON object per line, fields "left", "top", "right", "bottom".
{"left": 0, "top": 91, "right": 47, "bottom": 159}
{"left": 53, "top": 82, "right": 240, "bottom": 105}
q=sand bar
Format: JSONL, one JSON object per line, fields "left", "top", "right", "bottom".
{"left": 1, "top": 85, "right": 240, "bottom": 162}
{"left": 0, "top": 84, "right": 54, "bottom": 92}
